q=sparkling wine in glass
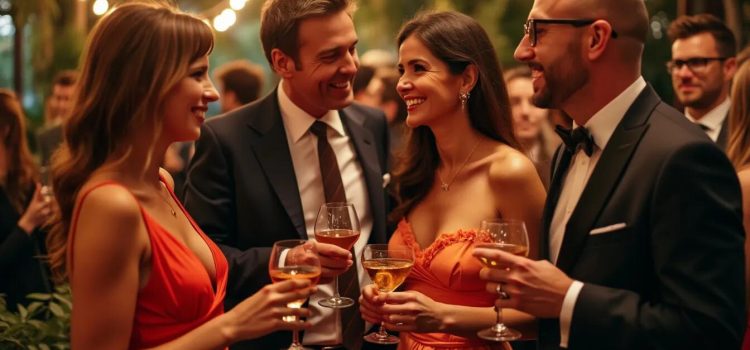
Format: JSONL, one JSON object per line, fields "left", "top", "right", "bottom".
{"left": 474, "top": 219, "right": 529, "bottom": 342}
{"left": 361, "top": 244, "right": 414, "bottom": 345}
{"left": 314, "top": 202, "right": 360, "bottom": 309}
{"left": 269, "top": 239, "right": 322, "bottom": 350}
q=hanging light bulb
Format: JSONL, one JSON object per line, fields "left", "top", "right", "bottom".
{"left": 229, "top": 0, "right": 246, "bottom": 11}
{"left": 92, "top": 0, "right": 109, "bottom": 16}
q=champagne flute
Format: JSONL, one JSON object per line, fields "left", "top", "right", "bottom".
{"left": 474, "top": 219, "right": 529, "bottom": 341}
{"left": 314, "top": 202, "right": 360, "bottom": 308}
{"left": 361, "top": 244, "right": 414, "bottom": 345}
{"left": 269, "top": 239, "right": 322, "bottom": 350}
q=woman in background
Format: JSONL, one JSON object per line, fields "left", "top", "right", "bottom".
{"left": 726, "top": 59, "right": 750, "bottom": 350}
{"left": 359, "top": 11, "right": 545, "bottom": 350}
{"left": 46, "top": 3, "right": 313, "bottom": 349}
{"left": 0, "top": 89, "right": 53, "bottom": 310}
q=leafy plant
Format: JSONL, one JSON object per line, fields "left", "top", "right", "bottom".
{"left": 0, "top": 285, "right": 71, "bottom": 350}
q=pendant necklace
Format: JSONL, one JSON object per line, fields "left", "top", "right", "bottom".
{"left": 437, "top": 138, "right": 482, "bottom": 192}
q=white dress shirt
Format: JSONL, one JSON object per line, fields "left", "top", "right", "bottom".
{"left": 684, "top": 97, "right": 730, "bottom": 142}
{"left": 550, "top": 77, "right": 647, "bottom": 348}
{"left": 278, "top": 81, "right": 373, "bottom": 345}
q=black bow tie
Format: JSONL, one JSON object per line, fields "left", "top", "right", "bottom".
{"left": 555, "top": 125, "right": 595, "bottom": 157}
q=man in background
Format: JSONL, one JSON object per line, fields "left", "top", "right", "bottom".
{"left": 214, "top": 59, "right": 265, "bottom": 113}
{"left": 37, "top": 70, "right": 77, "bottom": 166}
{"left": 668, "top": 14, "right": 737, "bottom": 149}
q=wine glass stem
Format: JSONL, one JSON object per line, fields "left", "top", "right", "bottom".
{"left": 292, "top": 329, "right": 301, "bottom": 347}
{"left": 495, "top": 299, "right": 504, "bottom": 327}
{"left": 378, "top": 321, "right": 389, "bottom": 338}
{"left": 332, "top": 275, "right": 341, "bottom": 299}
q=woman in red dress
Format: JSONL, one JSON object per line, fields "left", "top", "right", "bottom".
{"left": 45, "top": 3, "right": 314, "bottom": 349}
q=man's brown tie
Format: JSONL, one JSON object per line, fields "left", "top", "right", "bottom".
{"left": 309, "top": 121, "right": 364, "bottom": 350}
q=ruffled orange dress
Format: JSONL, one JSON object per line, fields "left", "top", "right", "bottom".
{"left": 69, "top": 181, "right": 228, "bottom": 349}
{"left": 389, "top": 219, "right": 509, "bottom": 350}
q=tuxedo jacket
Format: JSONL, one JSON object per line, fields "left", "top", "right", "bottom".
{"left": 716, "top": 114, "right": 729, "bottom": 150}
{"left": 538, "top": 86, "right": 745, "bottom": 349}
{"left": 183, "top": 89, "right": 390, "bottom": 349}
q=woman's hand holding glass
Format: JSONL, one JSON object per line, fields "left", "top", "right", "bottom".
{"left": 17, "top": 184, "right": 54, "bottom": 234}
{"left": 268, "top": 239, "right": 322, "bottom": 350}
{"left": 220, "top": 279, "right": 315, "bottom": 343}
{"left": 360, "top": 287, "right": 446, "bottom": 333}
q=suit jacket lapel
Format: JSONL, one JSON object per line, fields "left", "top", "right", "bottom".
{"left": 247, "top": 90, "right": 307, "bottom": 239}
{"left": 340, "top": 109, "right": 387, "bottom": 244}
{"left": 555, "top": 86, "right": 660, "bottom": 272}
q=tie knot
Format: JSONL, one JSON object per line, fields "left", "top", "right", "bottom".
{"left": 310, "top": 121, "right": 328, "bottom": 138}
{"left": 555, "top": 125, "right": 595, "bottom": 157}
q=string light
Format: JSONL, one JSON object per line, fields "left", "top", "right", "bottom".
{"left": 92, "top": 0, "right": 109, "bottom": 16}
{"left": 229, "top": 0, "right": 246, "bottom": 11}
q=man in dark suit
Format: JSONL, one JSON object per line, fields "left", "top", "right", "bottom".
{"left": 474, "top": 0, "right": 745, "bottom": 349}
{"left": 184, "top": 0, "right": 390, "bottom": 349}
{"left": 667, "top": 14, "right": 737, "bottom": 149}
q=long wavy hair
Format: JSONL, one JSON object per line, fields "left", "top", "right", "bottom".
{"left": 46, "top": 1, "right": 214, "bottom": 281}
{"left": 390, "top": 11, "right": 519, "bottom": 222}
{"left": 727, "top": 62, "right": 750, "bottom": 170}
{"left": 0, "top": 89, "right": 37, "bottom": 212}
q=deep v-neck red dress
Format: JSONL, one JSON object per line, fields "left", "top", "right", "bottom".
{"left": 69, "top": 180, "right": 228, "bottom": 349}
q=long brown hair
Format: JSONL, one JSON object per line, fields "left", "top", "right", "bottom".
{"left": 390, "top": 11, "right": 519, "bottom": 222}
{"left": 727, "top": 62, "right": 750, "bottom": 169}
{"left": 46, "top": 1, "right": 214, "bottom": 281}
{"left": 0, "top": 89, "right": 37, "bottom": 212}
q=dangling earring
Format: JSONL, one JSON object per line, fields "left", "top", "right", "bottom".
{"left": 459, "top": 91, "right": 470, "bottom": 110}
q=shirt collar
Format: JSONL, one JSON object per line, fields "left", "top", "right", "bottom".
{"left": 576, "top": 76, "right": 647, "bottom": 151}
{"left": 277, "top": 80, "right": 346, "bottom": 144}
{"left": 684, "top": 97, "right": 730, "bottom": 131}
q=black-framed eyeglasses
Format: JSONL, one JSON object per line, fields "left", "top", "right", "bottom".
{"left": 523, "top": 18, "right": 619, "bottom": 47}
{"left": 665, "top": 57, "right": 728, "bottom": 73}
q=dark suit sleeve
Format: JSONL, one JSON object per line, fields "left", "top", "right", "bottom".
{"left": 0, "top": 225, "right": 35, "bottom": 269}
{"left": 184, "top": 123, "right": 272, "bottom": 298}
{"left": 569, "top": 142, "right": 746, "bottom": 349}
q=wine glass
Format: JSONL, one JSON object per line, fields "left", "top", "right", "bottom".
{"left": 269, "top": 239, "right": 322, "bottom": 350}
{"left": 39, "top": 166, "right": 53, "bottom": 202}
{"left": 361, "top": 244, "right": 414, "bottom": 345}
{"left": 474, "top": 219, "right": 529, "bottom": 341}
{"left": 314, "top": 202, "right": 360, "bottom": 308}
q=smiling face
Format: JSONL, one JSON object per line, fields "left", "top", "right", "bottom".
{"left": 671, "top": 32, "right": 730, "bottom": 111}
{"left": 161, "top": 55, "right": 219, "bottom": 142}
{"left": 281, "top": 10, "right": 359, "bottom": 118}
{"left": 396, "top": 35, "right": 465, "bottom": 128}
{"left": 507, "top": 76, "right": 548, "bottom": 143}
{"left": 513, "top": 0, "right": 590, "bottom": 109}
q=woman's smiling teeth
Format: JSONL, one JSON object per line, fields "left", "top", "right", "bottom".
{"left": 405, "top": 98, "right": 425, "bottom": 107}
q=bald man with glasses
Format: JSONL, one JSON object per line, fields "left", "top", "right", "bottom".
{"left": 667, "top": 14, "right": 738, "bottom": 149}
{"left": 474, "top": 0, "right": 745, "bottom": 349}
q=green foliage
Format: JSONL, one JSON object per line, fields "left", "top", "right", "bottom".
{"left": 0, "top": 285, "right": 71, "bottom": 350}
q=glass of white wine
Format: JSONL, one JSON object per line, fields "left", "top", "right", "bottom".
{"left": 361, "top": 244, "right": 414, "bottom": 345}
{"left": 269, "top": 239, "right": 322, "bottom": 350}
{"left": 474, "top": 219, "right": 529, "bottom": 342}
{"left": 314, "top": 202, "right": 361, "bottom": 309}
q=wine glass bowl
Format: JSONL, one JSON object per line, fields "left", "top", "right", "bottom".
{"left": 314, "top": 202, "right": 361, "bottom": 308}
{"left": 361, "top": 244, "right": 414, "bottom": 345}
{"left": 475, "top": 219, "right": 529, "bottom": 342}
{"left": 269, "top": 239, "right": 321, "bottom": 350}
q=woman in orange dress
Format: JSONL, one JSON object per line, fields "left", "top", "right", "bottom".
{"left": 359, "top": 11, "right": 546, "bottom": 350}
{"left": 45, "top": 3, "right": 314, "bottom": 349}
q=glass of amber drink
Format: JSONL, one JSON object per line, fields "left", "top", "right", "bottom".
{"left": 269, "top": 239, "right": 322, "bottom": 350}
{"left": 474, "top": 219, "right": 529, "bottom": 342}
{"left": 314, "top": 202, "right": 361, "bottom": 308}
{"left": 361, "top": 244, "right": 414, "bottom": 344}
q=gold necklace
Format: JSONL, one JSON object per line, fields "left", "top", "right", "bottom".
{"left": 437, "top": 138, "right": 482, "bottom": 192}
{"left": 158, "top": 184, "right": 177, "bottom": 216}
